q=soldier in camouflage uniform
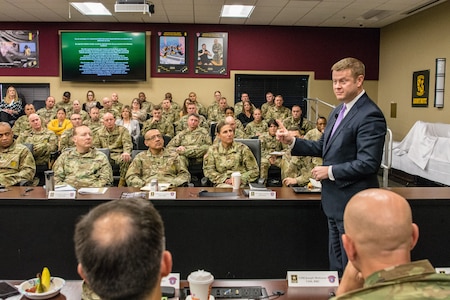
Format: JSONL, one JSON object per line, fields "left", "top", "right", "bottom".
{"left": 245, "top": 109, "right": 268, "bottom": 138}
{"left": 0, "top": 122, "right": 36, "bottom": 186}
{"left": 142, "top": 105, "right": 174, "bottom": 137}
{"left": 225, "top": 107, "right": 245, "bottom": 132}
{"left": 206, "top": 90, "right": 222, "bottom": 120}
{"left": 55, "top": 91, "right": 73, "bottom": 114}
{"left": 203, "top": 121, "right": 259, "bottom": 187}
{"left": 207, "top": 96, "right": 228, "bottom": 125}
{"left": 138, "top": 91, "right": 154, "bottom": 114}
{"left": 265, "top": 95, "right": 291, "bottom": 121}
{"left": 233, "top": 92, "right": 256, "bottom": 117}
{"left": 281, "top": 127, "right": 320, "bottom": 187}
{"left": 93, "top": 113, "right": 133, "bottom": 186}
{"left": 36, "top": 96, "right": 57, "bottom": 126}
{"left": 161, "top": 98, "right": 180, "bottom": 125}
{"left": 68, "top": 100, "right": 89, "bottom": 123}
{"left": 261, "top": 92, "right": 275, "bottom": 119}
{"left": 332, "top": 189, "right": 450, "bottom": 299}
{"left": 283, "top": 105, "right": 314, "bottom": 137}
{"left": 304, "top": 116, "right": 327, "bottom": 166}
{"left": 12, "top": 103, "right": 36, "bottom": 136}
{"left": 167, "top": 113, "right": 211, "bottom": 166}
{"left": 16, "top": 113, "right": 58, "bottom": 166}
{"left": 99, "top": 97, "right": 120, "bottom": 119}
{"left": 258, "top": 119, "right": 286, "bottom": 179}
{"left": 175, "top": 103, "right": 208, "bottom": 135}
{"left": 188, "top": 91, "right": 207, "bottom": 117}
{"left": 111, "top": 92, "right": 124, "bottom": 112}
{"left": 126, "top": 129, "right": 190, "bottom": 187}
{"left": 83, "top": 106, "right": 102, "bottom": 135}
{"left": 59, "top": 113, "right": 83, "bottom": 151}
{"left": 53, "top": 125, "right": 112, "bottom": 188}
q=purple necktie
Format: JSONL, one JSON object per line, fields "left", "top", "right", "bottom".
{"left": 330, "top": 104, "right": 346, "bottom": 137}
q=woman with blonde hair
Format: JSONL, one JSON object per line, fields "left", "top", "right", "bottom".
{"left": 0, "top": 86, "right": 23, "bottom": 123}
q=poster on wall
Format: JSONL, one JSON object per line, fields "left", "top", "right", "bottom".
{"left": 195, "top": 32, "right": 228, "bottom": 75}
{"left": 156, "top": 31, "right": 188, "bottom": 74}
{"left": 411, "top": 70, "right": 429, "bottom": 107}
{"left": 0, "top": 30, "right": 39, "bottom": 68}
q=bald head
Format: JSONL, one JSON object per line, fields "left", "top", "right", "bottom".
{"left": 343, "top": 189, "right": 419, "bottom": 277}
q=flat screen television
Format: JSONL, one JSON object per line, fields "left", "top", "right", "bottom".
{"left": 60, "top": 31, "right": 146, "bottom": 82}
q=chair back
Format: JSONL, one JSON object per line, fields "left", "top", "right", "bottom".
{"left": 234, "top": 138, "right": 261, "bottom": 166}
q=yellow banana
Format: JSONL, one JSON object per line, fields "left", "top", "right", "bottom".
{"left": 41, "top": 267, "right": 51, "bottom": 292}
{"left": 35, "top": 273, "right": 45, "bottom": 293}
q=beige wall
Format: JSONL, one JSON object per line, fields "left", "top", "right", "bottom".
{"left": 379, "top": 1, "right": 450, "bottom": 140}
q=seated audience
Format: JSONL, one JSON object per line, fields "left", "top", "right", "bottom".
{"left": 0, "top": 122, "right": 36, "bottom": 186}
{"left": 116, "top": 105, "right": 140, "bottom": 142}
{"left": 161, "top": 98, "right": 180, "bottom": 125}
{"left": 36, "top": 96, "right": 57, "bottom": 126}
{"left": 207, "top": 96, "right": 228, "bottom": 124}
{"left": 245, "top": 108, "right": 267, "bottom": 138}
{"left": 56, "top": 91, "right": 73, "bottom": 113}
{"left": 333, "top": 188, "right": 450, "bottom": 299}
{"left": 175, "top": 102, "right": 208, "bottom": 134}
{"left": 74, "top": 198, "right": 172, "bottom": 300}
{"left": 93, "top": 113, "right": 133, "bottom": 187}
{"left": 53, "top": 125, "right": 113, "bottom": 188}
{"left": 99, "top": 97, "right": 120, "bottom": 119}
{"left": 126, "top": 129, "right": 190, "bottom": 187}
{"left": 47, "top": 108, "right": 72, "bottom": 137}
{"left": 203, "top": 121, "right": 259, "bottom": 187}
{"left": 17, "top": 113, "right": 58, "bottom": 166}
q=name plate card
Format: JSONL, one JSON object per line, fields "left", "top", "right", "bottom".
{"left": 287, "top": 271, "right": 339, "bottom": 287}
{"left": 436, "top": 268, "right": 450, "bottom": 274}
{"left": 48, "top": 191, "right": 76, "bottom": 199}
{"left": 249, "top": 190, "right": 276, "bottom": 199}
{"left": 161, "top": 273, "right": 180, "bottom": 289}
{"left": 149, "top": 191, "right": 177, "bottom": 199}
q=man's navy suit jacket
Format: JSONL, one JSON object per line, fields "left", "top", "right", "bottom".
{"left": 292, "top": 93, "right": 387, "bottom": 220}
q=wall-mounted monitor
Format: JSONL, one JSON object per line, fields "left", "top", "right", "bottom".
{"left": 60, "top": 31, "right": 146, "bottom": 82}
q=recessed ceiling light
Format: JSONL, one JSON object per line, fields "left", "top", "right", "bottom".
{"left": 70, "top": 2, "right": 112, "bottom": 16}
{"left": 221, "top": 5, "right": 255, "bottom": 18}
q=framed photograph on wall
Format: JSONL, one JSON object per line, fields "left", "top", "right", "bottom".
{"left": 156, "top": 31, "right": 188, "bottom": 74}
{"left": 0, "top": 30, "right": 39, "bottom": 68}
{"left": 411, "top": 70, "right": 429, "bottom": 107}
{"left": 195, "top": 32, "right": 228, "bottom": 76}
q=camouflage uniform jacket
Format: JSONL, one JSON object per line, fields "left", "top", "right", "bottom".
{"left": 203, "top": 141, "right": 259, "bottom": 187}
{"left": 280, "top": 151, "right": 313, "bottom": 186}
{"left": 245, "top": 120, "right": 268, "bottom": 138}
{"left": 162, "top": 108, "right": 180, "bottom": 125}
{"left": 142, "top": 118, "right": 175, "bottom": 138}
{"left": 233, "top": 101, "right": 256, "bottom": 117}
{"left": 206, "top": 102, "right": 218, "bottom": 120}
{"left": 59, "top": 128, "right": 75, "bottom": 151}
{"left": 68, "top": 110, "right": 89, "bottom": 122}
{"left": 52, "top": 147, "right": 113, "bottom": 188}
{"left": 207, "top": 107, "right": 226, "bottom": 124}
{"left": 55, "top": 101, "right": 73, "bottom": 114}
{"left": 261, "top": 102, "right": 274, "bottom": 119}
{"left": 99, "top": 107, "right": 120, "bottom": 119}
{"left": 175, "top": 114, "right": 209, "bottom": 134}
{"left": 283, "top": 116, "right": 315, "bottom": 136}
{"left": 12, "top": 115, "right": 32, "bottom": 136}
{"left": 259, "top": 132, "right": 285, "bottom": 158}
{"left": 93, "top": 125, "right": 133, "bottom": 161}
{"left": 0, "top": 141, "right": 36, "bottom": 186}
{"left": 83, "top": 119, "right": 102, "bottom": 135}
{"left": 304, "top": 127, "right": 324, "bottom": 166}
{"left": 334, "top": 260, "right": 450, "bottom": 299}
{"left": 125, "top": 148, "right": 190, "bottom": 187}
{"left": 167, "top": 127, "right": 211, "bottom": 159}
{"left": 16, "top": 128, "right": 58, "bottom": 165}
{"left": 266, "top": 106, "right": 291, "bottom": 121}
{"left": 36, "top": 107, "right": 57, "bottom": 125}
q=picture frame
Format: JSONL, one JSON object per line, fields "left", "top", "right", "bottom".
{"left": 0, "top": 30, "right": 39, "bottom": 68}
{"left": 411, "top": 70, "right": 429, "bottom": 107}
{"left": 156, "top": 31, "right": 188, "bottom": 74}
{"left": 195, "top": 32, "right": 228, "bottom": 76}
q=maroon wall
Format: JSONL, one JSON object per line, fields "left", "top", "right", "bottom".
{"left": 0, "top": 22, "right": 380, "bottom": 80}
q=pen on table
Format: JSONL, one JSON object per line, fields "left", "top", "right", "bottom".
{"left": 21, "top": 187, "right": 34, "bottom": 195}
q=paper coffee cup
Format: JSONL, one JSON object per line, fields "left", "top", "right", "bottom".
{"left": 188, "top": 270, "right": 214, "bottom": 300}
{"left": 231, "top": 172, "right": 241, "bottom": 189}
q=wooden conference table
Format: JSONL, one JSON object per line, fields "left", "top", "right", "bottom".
{"left": 6, "top": 279, "right": 336, "bottom": 300}
{"left": 1, "top": 186, "right": 450, "bottom": 281}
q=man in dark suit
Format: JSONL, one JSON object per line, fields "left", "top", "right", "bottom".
{"left": 276, "top": 57, "right": 387, "bottom": 276}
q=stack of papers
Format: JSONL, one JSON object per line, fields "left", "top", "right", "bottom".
{"left": 78, "top": 187, "right": 108, "bottom": 194}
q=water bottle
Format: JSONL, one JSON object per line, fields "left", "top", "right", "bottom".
{"left": 44, "top": 170, "right": 55, "bottom": 195}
